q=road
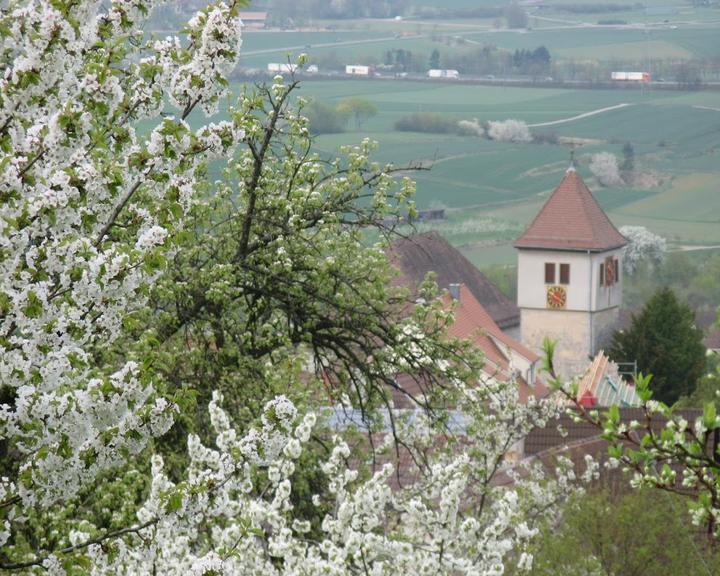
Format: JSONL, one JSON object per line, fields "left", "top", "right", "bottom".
{"left": 528, "top": 103, "right": 633, "bottom": 127}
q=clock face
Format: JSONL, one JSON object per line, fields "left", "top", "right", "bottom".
{"left": 546, "top": 285, "right": 567, "bottom": 309}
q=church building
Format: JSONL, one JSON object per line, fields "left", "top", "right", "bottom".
{"left": 514, "top": 166, "right": 627, "bottom": 381}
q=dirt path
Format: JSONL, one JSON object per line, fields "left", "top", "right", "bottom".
{"left": 528, "top": 103, "right": 633, "bottom": 128}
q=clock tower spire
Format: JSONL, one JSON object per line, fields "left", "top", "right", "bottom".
{"left": 514, "top": 167, "right": 627, "bottom": 380}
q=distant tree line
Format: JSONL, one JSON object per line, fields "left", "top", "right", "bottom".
{"left": 266, "top": 0, "right": 410, "bottom": 22}
{"left": 384, "top": 48, "right": 425, "bottom": 73}
{"left": 412, "top": 6, "right": 505, "bottom": 19}
{"left": 512, "top": 46, "right": 551, "bottom": 75}
{"left": 395, "top": 114, "right": 540, "bottom": 143}
{"left": 395, "top": 113, "right": 462, "bottom": 134}
{"left": 536, "top": 2, "right": 640, "bottom": 13}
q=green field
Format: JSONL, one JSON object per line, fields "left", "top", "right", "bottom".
{"left": 175, "top": 0, "right": 720, "bottom": 268}
{"left": 246, "top": 80, "right": 720, "bottom": 265}
{"left": 236, "top": 6, "right": 720, "bottom": 69}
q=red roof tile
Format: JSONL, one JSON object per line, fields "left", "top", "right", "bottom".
{"left": 514, "top": 168, "right": 627, "bottom": 252}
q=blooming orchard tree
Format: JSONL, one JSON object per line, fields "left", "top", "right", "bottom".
{"left": 563, "top": 373, "right": 720, "bottom": 540}
{"left": 589, "top": 152, "right": 623, "bottom": 187}
{"left": 486, "top": 119, "right": 532, "bottom": 143}
{"left": 1, "top": 0, "right": 244, "bottom": 517}
{"left": 0, "top": 1, "right": 587, "bottom": 573}
{"left": 619, "top": 225, "right": 666, "bottom": 274}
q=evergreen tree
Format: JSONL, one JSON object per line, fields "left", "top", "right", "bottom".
{"left": 608, "top": 287, "right": 706, "bottom": 404}
{"left": 429, "top": 48, "right": 440, "bottom": 69}
{"left": 621, "top": 141, "right": 635, "bottom": 173}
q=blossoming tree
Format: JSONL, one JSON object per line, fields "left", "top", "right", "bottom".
{"left": 1, "top": 1, "right": 590, "bottom": 573}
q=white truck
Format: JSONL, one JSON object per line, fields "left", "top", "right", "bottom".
{"left": 427, "top": 69, "right": 460, "bottom": 79}
{"left": 345, "top": 65, "right": 373, "bottom": 76}
{"left": 611, "top": 71, "right": 650, "bottom": 82}
{"left": 267, "top": 63, "right": 298, "bottom": 74}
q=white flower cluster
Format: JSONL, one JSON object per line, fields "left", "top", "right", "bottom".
{"left": 486, "top": 119, "right": 532, "bottom": 143}
{"left": 0, "top": 0, "right": 244, "bottom": 510}
{"left": 70, "top": 388, "right": 582, "bottom": 575}
{"left": 589, "top": 151, "right": 624, "bottom": 187}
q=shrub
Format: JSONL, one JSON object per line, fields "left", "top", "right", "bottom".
{"left": 486, "top": 119, "right": 532, "bottom": 142}
{"left": 304, "top": 100, "right": 348, "bottom": 134}
{"left": 532, "top": 131, "right": 559, "bottom": 145}
{"left": 456, "top": 118, "right": 484, "bottom": 137}
{"left": 394, "top": 112, "right": 459, "bottom": 133}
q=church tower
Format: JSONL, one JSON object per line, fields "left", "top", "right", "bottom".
{"left": 514, "top": 166, "right": 627, "bottom": 380}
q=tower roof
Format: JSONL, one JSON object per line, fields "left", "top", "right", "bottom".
{"left": 514, "top": 169, "right": 627, "bottom": 252}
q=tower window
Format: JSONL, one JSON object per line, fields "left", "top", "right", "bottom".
{"left": 559, "top": 263, "right": 570, "bottom": 284}
{"left": 614, "top": 259, "right": 620, "bottom": 283}
{"left": 544, "top": 262, "right": 555, "bottom": 284}
{"left": 600, "top": 257, "right": 619, "bottom": 286}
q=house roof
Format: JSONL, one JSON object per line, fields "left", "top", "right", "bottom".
{"left": 391, "top": 284, "right": 544, "bottom": 408}
{"left": 441, "top": 284, "right": 538, "bottom": 366}
{"left": 387, "top": 231, "right": 519, "bottom": 329}
{"left": 514, "top": 168, "right": 627, "bottom": 252}
{"left": 524, "top": 407, "right": 705, "bottom": 457}
{"left": 576, "top": 351, "right": 640, "bottom": 407}
{"left": 441, "top": 284, "right": 546, "bottom": 400}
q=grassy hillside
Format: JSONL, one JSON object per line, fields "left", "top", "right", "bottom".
{"left": 286, "top": 80, "right": 720, "bottom": 264}
{"left": 155, "top": 0, "right": 720, "bottom": 268}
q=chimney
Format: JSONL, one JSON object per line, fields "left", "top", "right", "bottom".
{"left": 448, "top": 283, "right": 461, "bottom": 301}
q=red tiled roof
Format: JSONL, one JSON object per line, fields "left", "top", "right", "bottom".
{"left": 439, "top": 285, "right": 546, "bottom": 400}
{"left": 387, "top": 232, "right": 519, "bottom": 329}
{"left": 514, "top": 168, "right": 627, "bottom": 252}
{"left": 441, "top": 285, "right": 538, "bottom": 365}
{"left": 524, "top": 408, "right": 705, "bottom": 457}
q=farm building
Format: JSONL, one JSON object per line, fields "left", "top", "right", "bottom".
{"left": 388, "top": 231, "right": 520, "bottom": 335}
{"left": 611, "top": 71, "right": 650, "bottom": 82}
{"left": 237, "top": 11, "right": 267, "bottom": 28}
{"left": 267, "top": 63, "right": 298, "bottom": 74}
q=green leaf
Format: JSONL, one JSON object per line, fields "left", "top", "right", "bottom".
{"left": 703, "top": 402, "right": 717, "bottom": 429}
{"left": 166, "top": 492, "right": 183, "bottom": 513}
{"left": 606, "top": 404, "right": 620, "bottom": 426}
{"left": 22, "top": 290, "right": 43, "bottom": 318}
